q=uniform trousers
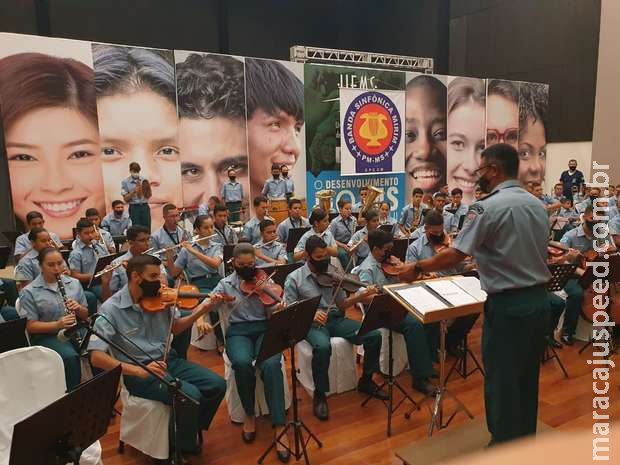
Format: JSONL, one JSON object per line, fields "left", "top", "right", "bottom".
{"left": 562, "top": 278, "right": 583, "bottom": 336}
{"left": 226, "top": 321, "right": 286, "bottom": 425}
{"left": 129, "top": 203, "right": 151, "bottom": 232}
{"left": 192, "top": 275, "right": 223, "bottom": 343}
{"left": 124, "top": 353, "right": 226, "bottom": 453}
{"left": 390, "top": 314, "right": 435, "bottom": 381}
{"left": 226, "top": 201, "right": 242, "bottom": 223}
{"left": 305, "top": 310, "right": 381, "bottom": 394}
{"left": 482, "top": 285, "right": 549, "bottom": 444}
{"left": 31, "top": 334, "right": 81, "bottom": 391}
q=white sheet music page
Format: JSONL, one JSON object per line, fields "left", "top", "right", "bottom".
{"left": 451, "top": 276, "right": 487, "bottom": 302}
{"left": 425, "top": 280, "right": 478, "bottom": 306}
{"left": 395, "top": 286, "right": 448, "bottom": 314}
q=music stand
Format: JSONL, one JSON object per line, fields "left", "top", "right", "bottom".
{"left": 9, "top": 365, "right": 121, "bottom": 465}
{"left": 392, "top": 238, "right": 410, "bottom": 263}
{"left": 378, "top": 224, "right": 394, "bottom": 234}
{"left": 358, "top": 294, "right": 418, "bottom": 437}
{"left": 0, "top": 317, "right": 29, "bottom": 353}
{"left": 328, "top": 212, "right": 339, "bottom": 222}
{"left": 223, "top": 244, "right": 235, "bottom": 275}
{"left": 257, "top": 296, "right": 321, "bottom": 465}
{"left": 112, "top": 235, "right": 127, "bottom": 253}
{"left": 257, "top": 262, "right": 304, "bottom": 288}
{"left": 87, "top": 252, "right": 123, "bottom": 288}
{"left": 60, "top": 250, "right": 71, "bottom": 264}
{"left": 0, "top": 244, "right": 10, "bottom": 269}
{"left": 286, "top": 227, "right": 311, "bottom": 253}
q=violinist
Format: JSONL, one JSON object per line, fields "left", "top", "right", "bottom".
{"left": 405, "top": 210, "right": 459, "bottom": 275}
{"left": 210, "top": 244, "right": 291, "bottom": 462}
{"left": 284, "top": 235, "right": 387, "bottom": 422}
{"left": 347, "top": 209, "right": 381, "bottom": 265}
{"left": 558, "top": 205, "right": 616, "bottom": 345}
{"left": 89, "top": 255, "right": 226, "bottom": 458}
{"left": 353, "top": 230, "right": 437, "bottom": 395}
{"left": 254, "top": 219, "right": 287, "bottom": 266}
{"left": 293, "top": 208, "right": 338, "bottom": 263}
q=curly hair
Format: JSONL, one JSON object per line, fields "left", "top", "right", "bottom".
{"left": 519, "top": 82, "right": 549, "bottom": 132}
{"left": 176, "top": 53, "right": 246, "bottom": 121}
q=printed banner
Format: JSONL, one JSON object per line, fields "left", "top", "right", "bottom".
{"left": 339, "top": 88, "right": 405, "bottom": 176}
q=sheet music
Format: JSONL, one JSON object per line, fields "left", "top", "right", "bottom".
{"left": 394, "top": 286, "right": 448, "bottom": 314}
{"left": 425, "top": 280, "right": 478, "bottom": 306}
{"left": 451, "top": 276, "right": 487, "bottom": 302}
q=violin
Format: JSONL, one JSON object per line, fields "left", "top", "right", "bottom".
{"left": 382, "top": 255, "right": 404, "bottom": 277}
{"left": 315, "top": 264, "right": 373, "bottom": 293}
{"left": 432, "top": 234, "right": 452, "bottom": 254}
{"left": 141, "top": 284, "right": 234, "bottom": 312}
{"left": 239, "top": 269, "right": 284, "bottom": 306}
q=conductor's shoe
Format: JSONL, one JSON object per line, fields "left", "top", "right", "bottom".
{"left": 357, "top": 377, "right": 389, "bottom": 400}
{"left": 412, "top": 378, "right": 436, "bottom": 396}
{"left": 561, "top": 334, "right": 575, "bottom": 346}
{"left": 313, "top": 391, "right": 329, "bottom": 420}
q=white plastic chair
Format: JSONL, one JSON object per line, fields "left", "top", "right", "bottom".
{"left": 0, "top": 346, "right": 103, "bottom": 465}
{"left": 218, "top": 307, "right": 291, "bottom": 423}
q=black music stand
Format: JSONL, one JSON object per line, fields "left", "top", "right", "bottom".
{"left": 258, "top": 262, "right": 304, "bottom": 287}
{"left": 0, "top": 244, "right": 10, "bottom": 269}
{"left": 87, "top": 252, "right": 123, "bottom": 288}
{"left": 0, "top": 317, "right": 29, "bottom": 353}
{"left": 286, "top": 227, "right": 311, "bottom": 253}
{"left": 358, "top": 294, "right": 418, "bottom": 437}
{"left": 392, "top": 238, "right": 410, "bottom": 262}
{"left": 544, "top": 263, "right": 578, "bottom": 377}
{"left": 445, "top": 314, "right": 484, "bottom": 382}
{"left": 112, "top": 235, "right": 127, "bottom": 253}
{"left": 9, "top": 365, "right": 121, "bottom": 465}
{"left": 257, "top": 296, "right": 321, "bottom": 465}
{"left": 378, "top": 224, "right": 395, "bottom": 234}
{"left": 223, "top": 244, "right": 235, "bottom": 275}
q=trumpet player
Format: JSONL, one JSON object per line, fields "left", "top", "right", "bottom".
{"left": 13, "top": 210, "right": 62, "bottom": 262}
{"left": 254, "top": 220, "right": 287, "bottom": 266}
{"left": 243, "top": 196, "right": 270, "bottom": 245}
{"left": 85, "top": 208, "right": 116, "bottom": 253}
{"left": 68, "top": 218, "right": 109, "bottom": 315}
{"left": 121, "top": 161, "right": 151, "bottom": 230}
{"left": 18, "top": 247, "right": 88, "bottom": 390}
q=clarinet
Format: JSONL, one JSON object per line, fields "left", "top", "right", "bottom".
{"left": 56, "top": 274, "right": 83, "bottom": 347}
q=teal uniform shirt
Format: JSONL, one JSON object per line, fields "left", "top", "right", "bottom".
{"left": 294, "top": 228, "right": 337, "bottom": 255}
{"left": 14, "top": 231, "right": 61, "bottom": 258}
{"left": 276, "top": 216, "right": 310, "bottom": 243}
{"left": 19, "top": 274, "right": 87, "bottom": 323}
{"left": 150, "top": 225, "right": 192, "bottom": 251}
{"left": 560, "top": 224, "right": 611, "bottom": 253}
{"left": 284, "top": 263, "right": 346, "bottom": 312}
{"left": 174, "top": 241, "right": 222, "bottom": 279}
{"left": 445, "top": 203, "right": 468, "bottom": 231}
{"left": 329, "top": 215, "right": 357, "bottom": 243}
{"left": 68, "top": 239, "right": 108, "bottom": 275}
{"left": 212, "top": 272, "right": 270, "bottom": 323}
{"left": 121, "top": 175, "right": 148, "bottom": 205}
{"left": 405, "top": 234, "right": 458, "bottom": 276}
{"left": 212, "top": 224, "right": 238, "bottom": 245}
{"left": 348, "top": 226, "right": 370, "bottom": 262}
{"left": 261, "top": 177, "right": 287, "bottom": 199}
{"left": 243, "top": 217, "right": 263, "bottom": 245}
{"left": 101, "top": 212, "right": 132, "bottom": 236}
{"left": 452, "top": 180, "right": 551, "bottom": 293}
{"left": 254, "top": 240, "right": 287, "bottom": 266}
{"left": 221, "top": 180, "right": 244, "bottom": 202}
{"left": 399, "top": 203, "right": 426, "bottom": 230}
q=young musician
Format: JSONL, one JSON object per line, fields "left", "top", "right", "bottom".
{"left": 329, "top": 199, "right": 357, "bottom": 269}
{"left": 405, "top": 210, "right": 457, "bottom": 274}
{"left": 276, "top": 198, "right": 310, "bottom": 244}
{"left": 281, "top": 164, "right": 295, "bottom": 200}
{"left": 151, "top": 204, "right": 192, "bottom": 277}
{"left": 101, "top": 200, "right": 132, "bottom": 236}
{"left": 14, "top": 211, "right": 61, "bottom": 261}
{"left": 14, "top": 227, "right": 61, "bottom": 284}
{"left": 212, "top": 204, "right": 239, "bottom": 245}
{"left": 347, "top": 209, "right": 381, "bottom": 265}
{"left": 68, "top": 218, "right": 109, "bottom": 315}
{"left": 399, "top": 188, "right": 426, "bottom": 236}
{"left": 261, "top": 163, "right": 287, "bottom": 200}
{"left": 254, "top": 220, "right": 287, "bottom": 266}
{"left": 221, "top": 168, "right": 244, "bottom": 223}
{"left": 121, "top": 162, "right": 151, "bottom": 230}
{"left": 89, "top": 255, "right": 227, "bottom": 456}
{"left": 532, "top": 182, "right": 561, "bottom": 214}
{"left": 243, "top": 196, "right": 269, "bottom": 245}
{"left": 575, "top": 186, "right": 600, "bottom": 214}
{"left": 352, "top": 186, "right": 368, "bottom": 213}
{"left": 293, "top": 209, "right": 338, "bottom": 263}
{"left": 284, "top": 236, "right": 388, "bottom": 420}
{"left": 353, "top": 230, "right": 436, "bottom": 395}
{"left": 85, "top": 208, "right": 116, "bottom": 253}
{"left": 19, "top": 247, "right": 88, "bottom": 390}
{"left": 559, "top": 205, "right": 615, "bottom": 345}
{"left": 211, "top": 244, "right": 290, "bottom": 461}
{"left": 445, "top": 188, "right": 468, "bottom": 231}
{"left": 430, "top": 192, "right": 457, "bottom": 233}
{"left": 551, "top": 183, "right": 564, "bottom": 203}
{"left": 474, "top": 186, "right": 484, "bottom": 201}
{"left": 198, "top": 195, "right": 221, "bottom": 217}
{"left": 378, "top": 201, "right": 398, "bottom": 235}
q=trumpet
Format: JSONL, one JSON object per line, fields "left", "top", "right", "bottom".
{"left": 149, "top": 233, "right": 219, "bottom": 256}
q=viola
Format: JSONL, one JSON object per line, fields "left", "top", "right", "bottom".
{"left": 382, "top": 255, "right": 404, "bottom": 277}
{"left": 239, "top": 269, "right": 284, "bottom": 306}
{"left": 141, "top": 284, "right": 234, "bottom": 312}
{"left": 315, "top": 264, "right": 373, "bottom": 293}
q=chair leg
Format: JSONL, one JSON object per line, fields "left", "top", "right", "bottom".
{"left": 118, "top": 440, "right": 125, "bottom": 454}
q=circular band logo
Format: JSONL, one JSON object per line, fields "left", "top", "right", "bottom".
{"left": 344, "top": 91, "right": 401, "bottom": 168}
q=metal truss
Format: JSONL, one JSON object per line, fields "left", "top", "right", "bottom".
{"left": 290, "top": 45, "right": 434, "bottom": 73}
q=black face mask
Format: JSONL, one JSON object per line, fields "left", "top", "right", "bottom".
{"left": 585, "top": 220, "right": 597, "bottom": 231}
{"left": 310, "top": 258, "right": 330, "bottom": 274}
{"left": 114, "top": 210, "right": 123, "bottom": 218}
{"left": 569, "top": 166, "right": 576, "bottom": 172}
{"left": 428, "top": 232, "right": 445, "bottom": 245}
{"left": 478, "top": 174, "right": 492, "bottom": 194}
{"left": 235, "top": 266, "right": 257, "bottom": 280}
{"left": 229, "top": 176, "right": 236, "bottom": 182}
{"left": 273, "top": 174, "right": 280, "bottom": 179}
{"left": 282, "top": 172, "right": 289, "bottom": 178}
{"left": 139, "top": 279, "right": 161, "bottom": 298}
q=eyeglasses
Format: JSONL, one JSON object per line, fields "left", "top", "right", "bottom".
{"left": 473, "top": 164, "right": 495, "bottom": 175}
{"left": 486, "top": 128, "right": 518, "bottom": 146}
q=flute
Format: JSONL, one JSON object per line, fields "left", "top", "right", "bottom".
{"left": 149, "top": 233, "right": 219, "bottom": 256}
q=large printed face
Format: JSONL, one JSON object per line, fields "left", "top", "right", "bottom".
{"left": 404, "top": 83, "right": 447, "bottom": 194}
{"left": 97, "top": 90, "right": 182, "bottom": 227}
{"left": 178, "top": 116, "right": 248, "bottom": 207}
{"left": 5, "top": 107, "right": 104, "bottom": 238}
{"left": 486, "top": 94, "right": 519, "bottom": 149}
{"left": 518, "top": 118, "right": 546, "bottom": 185}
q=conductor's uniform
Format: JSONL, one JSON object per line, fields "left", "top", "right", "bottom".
{"left": 452, "top": 179, "right": 551, "bottom": 444}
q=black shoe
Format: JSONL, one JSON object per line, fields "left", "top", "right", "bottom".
{"left": 313, "top": 391, "right": 329, "bottom": 421}
{"left": 242, "top": 430, "right": 256, "bottom": 444}
{"left": 547, "top": 336, "right": 563, "bottom": 349}
{"left": 412, "top": 378, "right": 436, "bottom": 396}
{"left": 561, "top": 334, "right": 575, "bottom": 346}
{"left": 357, "top": 377, "right": 389, "bottom": 400}
{"left": 277, "top": 450, "right": 291, "bottom": 463}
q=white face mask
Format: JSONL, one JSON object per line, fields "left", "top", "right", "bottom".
{"left": 131, "top": 172, "right": 140, "bottom": 179}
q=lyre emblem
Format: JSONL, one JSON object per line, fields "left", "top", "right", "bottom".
{"left": 359, "top": 112, "right": 388, "bottom": 147}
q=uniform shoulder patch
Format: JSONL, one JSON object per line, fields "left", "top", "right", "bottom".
{"left": 468, "top": 204, "right": 484, "bottom": 215}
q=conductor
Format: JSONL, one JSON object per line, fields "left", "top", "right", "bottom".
{"left": 399, "top": 143, "right": 551, "bottom": 445}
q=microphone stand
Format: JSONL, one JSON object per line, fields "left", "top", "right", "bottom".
{"left": 77, "top": 318, "right": 199, "bottom": 465}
